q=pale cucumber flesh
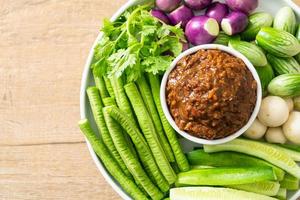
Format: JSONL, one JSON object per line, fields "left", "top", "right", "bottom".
{"left": 203, "top": 139, "right": 300, "bottom": 179}
{"left": 228, "top": 181, "right": 280, "bottom": 196}
{"left": 170, "top": 187, "right": 278, "bottom": 200}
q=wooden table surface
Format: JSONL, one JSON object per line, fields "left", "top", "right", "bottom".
{"left": 0, "top": 1, "right": 299, "bottom": 200}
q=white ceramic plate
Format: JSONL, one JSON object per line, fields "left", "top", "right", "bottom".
{"left": 80, "top": 0, "right": 300, "bottom": 199}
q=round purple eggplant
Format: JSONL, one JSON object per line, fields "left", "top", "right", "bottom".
{"left": 225, "top": 0, "right": 258, "bottom": 14}
{"left": 205, "top": 2, "right": 229, "bottom": 24}
{"left": 168, "top": 5, "right": 194, "bottom": 28}
{"left": 184, "top": 0, "right": 212, "bottom": 10}
{"left": 221, "top": 11, "right": 249, "bottom": 35}
{"left": 156, "top": 0, "right": 181, "bottom": 12}
{"left": 185, "top": 16, "right": 220, "bottom": 45}
{"left": 151, "top": 9, "right": 170, "bottom": 24}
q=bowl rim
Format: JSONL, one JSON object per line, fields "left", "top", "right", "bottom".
{"left": 80, "top": 0, "right": 300, "bottom": 199}
{"left": 160, "top": 44, "right": 262, "bottom": 145}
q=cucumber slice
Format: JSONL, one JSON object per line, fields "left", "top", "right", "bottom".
{"left": 170, "top": 187, "right": 278, "bottom": 200}
{"left": 229, "top": 181, "right": 280, "bottom": 196}
{"left": 278, "top": 143, "right": 300, "bottom": 152}
{"left": 175, "top": 167, "right": 276, "bottom": 186}
{"left": 187, "top": 150, "right": 285, "bottom": 181}
{"left": 268, "top": 143, "right": 300, "bottom": 161}
{"left": 280, "top": 173, "right": 299, "bottom": 190}
{"left": 203, "top": 139, "right": 300, "bottom": 179}
{"left": 275, "top": 188, "right": 287, "bottom": 200}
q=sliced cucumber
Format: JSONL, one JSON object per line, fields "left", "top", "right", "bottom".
{"left": 268, "top": 143, "right": 300, "bottom": 161}
{"left": 203, "top": 139, "right": 300, "bottom": 179}
{"left": 187, "top": 150, "right": 285, "bottom": 181}
{"left": 170, "top": 187, "right": 278, "bottom": 200}
{"left": 228, "top": 181, "right": 280, "bottom": 196}
{"left": 275, "top": 188, "right": 287, "bottom": 200}
{"left": 175, "top": 167, "right": 276, "bottom": 186}
{"left": 280, "top": 173, "right": 299, "bottom": 190}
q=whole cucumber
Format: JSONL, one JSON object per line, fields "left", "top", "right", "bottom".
{"left": 255, "top": 63, "right": 274, "bottom": 96}
{"left": 214, "top": 31, "right": 240, "bottom": 46}
{"left": 268, "top": 74, "right": 300, "bottom": 97}
{"left": 267, "top": 54, "right": 300, "bottom": 75}
{"left": 229, "top": 40, "right": 267, "bottom": 67}
{"left": 256, "top": 27, "right": 300, "bottom": 57}
{"left": 241, "top": 12, "right": 273, "bottom": 41}
{"left": 273, "top": 6, "right": 297, "bottom": 35}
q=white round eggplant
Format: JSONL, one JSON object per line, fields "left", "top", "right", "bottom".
{"left": 284, "top": 98, "right": 294, "bottom": 112}
{"left": 265, "top": 127, "right": 287, "bottom": 144}
{"left": 283, "top": 111, "right": 300, "bottom": 144}
{"left": 244, "top": 119, "right": 267, "bottom": 140}
{"left": 258, "top": 96, "right": 289, "bottom": 127}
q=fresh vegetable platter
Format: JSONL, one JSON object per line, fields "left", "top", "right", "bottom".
{"left": 80, "top": 0, "right": 300, "bottom": 199}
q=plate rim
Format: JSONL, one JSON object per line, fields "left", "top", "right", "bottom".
{"left": 80, "top": 0, "right": 300, "bottom": 199}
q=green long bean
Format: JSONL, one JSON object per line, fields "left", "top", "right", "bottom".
{"left": 86, "top": 87, "right": 131, "bottom": 177}
{"left": 94, "top": 75, "right": 109, "bottom": 99}
{"left": 78, "top": 119, "right": 147, "bottom": 200}
{"left": 103, "top": 76, "right": 115, "bottom": 98}
{"left": 148, "top": 74, "right": 190, "bottom": 172}
{"left": 137, "top": 76, "right": 174, "bottom": 162}
{"left": 102, "top": 96, "right": 138, "bottom": 159}
{"left": 124, "top": 83, "right": 176, "bottom": 184}
{"left": 103, "top": 108, "right": 162, "bottom": 199}
{"left": 107, "top": 106, "right": 170, "bottom": 193}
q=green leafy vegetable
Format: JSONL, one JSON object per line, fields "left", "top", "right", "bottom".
{"left": 91, "top": 5, "right": 184, "bottom": 82}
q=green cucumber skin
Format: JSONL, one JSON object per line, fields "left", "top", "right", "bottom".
{"left": 273, "top": 6, "right": 297, "bottom": 35}
{"left": 86, "top": 87, "right": 132, "bottom": 178}
{"left": 148, "top": 73, "right": 190, "bottom": 172}
{"left": 136, "top": 76, "right": 175, "bottom": 162}
{"left": 103, "top": 108, "right": 163, "bottom": 199}
{"left": 229, "top": 40, "right": 267, "bottom": 67}
{"left": 267, "top": 54, "right": 300, "bottom": 75}
{"left": 175, "top": 167, "right": 276, "bottom": 186}
{"left": 294, "top": 53, "right": 300, "bottom": 64}
{"left": 187, "top": 149, "right": 285, "bottom": 181}
{"left": 278, "top": 143, "right": 300, "bottom": 152}
{"left": 229, "top": 181, "right": 280, "bottom": 196}
{"left": 275, "top": 188, "right": 287, "bottom": 200}
{"left": 78, "top": 119, "right": 147, "bottom": 200}
{"left": 268, "top": 143, "right": 300, "bottom": 161}
{"left": 280, "top": 174, "right": 299, "bottom": 190}
{"left": 170, "top": 187, "right": 278, "bottom": 200}
{"left": 268, "top": 74, "right": 300, "bottom": 97}
{"left": 256, "top": 27, "right": 300, "bottom": 57}
{"left": 204, "top": 138, "right": 300, "bottom": 179}
{"left": 296, "top": 24, "right": 300, "bottom": 40}
{"left": 107, "top": 106, "right": 170, "bottom": 193}
{"left": 214, "top": 32, "right": 240, "bottom": 46}
{"left": 241, "top": 12, "right": 273, "bottom": 41}
{"left": 125, "top": 83, "right": 177, "bottom": 184}
{"left": 255, "top": 63, "right": 275, "bottom": 96}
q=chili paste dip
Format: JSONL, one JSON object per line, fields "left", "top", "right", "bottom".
{"left": 166, "top": 49, "right": 257, "bottom": 140}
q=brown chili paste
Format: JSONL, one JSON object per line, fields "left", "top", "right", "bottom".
{"left": 166, "top": 49, "right": 257, "bottom": 140}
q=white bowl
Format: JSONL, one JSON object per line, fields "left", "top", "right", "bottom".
{"left": 80, "top": 0, "right": 300, "bottom": 199}
{"left": 160, "top": 44, "right": 262, "bottom": 145}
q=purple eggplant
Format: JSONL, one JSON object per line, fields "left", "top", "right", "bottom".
{"left": 221, "top": 11, "right": 249, "bottom": 35}
{"left": 185, "top": 16, "right": 219, "bottom": 45}
{"left": 184, "top": 0, "right": 212, "bottom": 10}
{"left": 225, "top": 0, "right": 258, "bottom": 14}
{"left": 156, "top": 0, "right": 181, "bottom": 12}
{"left": 205, "top": 2, "right": 229, "bottom": 24}
{"left": 151, "top": 9, "right": 170, "bottom": 24}
{"left": 168, "top": 5, "right": 194, "bottom": 28}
